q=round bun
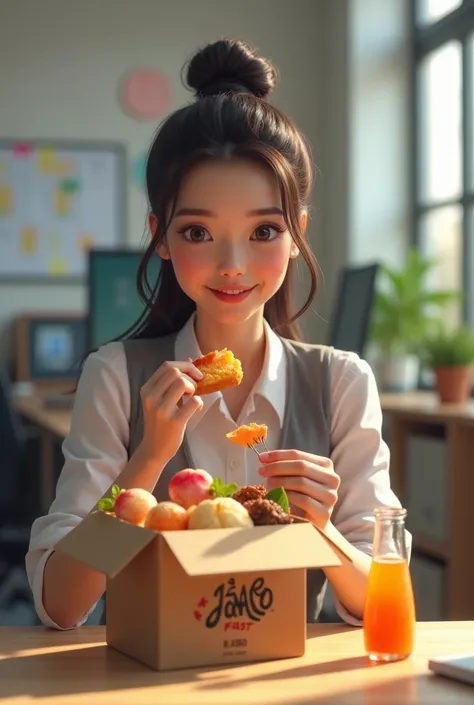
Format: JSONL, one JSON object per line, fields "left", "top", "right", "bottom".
{"left": 185, "top": 38, "right": 277, "bottom": 99}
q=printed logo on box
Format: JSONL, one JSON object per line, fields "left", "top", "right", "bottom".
{"left": 193, "top": 576, "right": 274, "bottom": 635}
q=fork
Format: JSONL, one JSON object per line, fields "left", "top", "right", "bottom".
{"left": 247, "top": 436, "right": 269, "bottom": 456}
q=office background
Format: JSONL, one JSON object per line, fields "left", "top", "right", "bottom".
{"left": 2, "top": 0, "right": 473, "bottom": 627}
{"left": 0, "top": 0, "right": 410, "bottom": 358}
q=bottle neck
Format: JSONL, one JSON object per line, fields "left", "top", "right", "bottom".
{"left": 373, "top": 508, "right": 408, "bottom": 561}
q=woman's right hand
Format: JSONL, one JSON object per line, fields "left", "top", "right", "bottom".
{"left": 137, "top": 360, "right": 204, "bottom": 466}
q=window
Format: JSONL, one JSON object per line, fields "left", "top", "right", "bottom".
{"left": 417, "top": 0, "right": 463, "bottom": 25}
{"left": 413, "top": 0, "right": 474, "bottom": 324}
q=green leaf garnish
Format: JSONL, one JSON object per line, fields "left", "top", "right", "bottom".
{"left": 97, "top": 497, "right": 115, "bottom": 512}
{"left": 111, "top": 484, "right": 121, "bottom": 499}
{"left": 97, "top": 485, "right": 123, "bottom": 512}
{"left": 210, "top": 477, "right": 239, "bottom": 498}
{"left": 266, "top": 486, "right": 289, "bottom": 513}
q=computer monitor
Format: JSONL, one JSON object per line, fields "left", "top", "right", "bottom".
{"left": 87, "top": 249, "right": 161, "bottom": 349}
{"left": 328, "top": 263, "right": 379, "bottom": 357}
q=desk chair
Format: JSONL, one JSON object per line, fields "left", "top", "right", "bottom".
{"left": 0, "top": 357, "right": 39, "bottom": 622}
{"left": 328, "top": 263, "right": 379, "bottom": 358}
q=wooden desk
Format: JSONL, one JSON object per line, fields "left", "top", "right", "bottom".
{"left": 14, "top": 394, "right": 72, "bottom": 512}
{"left": 14, "top": 394, "right": 72, "bottom": 439}
{"left": 0, "top": 623, "right": 472, "bottom": 704}
{"left": 380, "top": 391, "right": 474, "bottom": 425}
{"left": 380, "top": 391, "right": 474, "bottom": 620}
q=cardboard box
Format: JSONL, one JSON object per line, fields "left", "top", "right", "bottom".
{"left": 57, "top": 511, "right": 350, "bottom": 671}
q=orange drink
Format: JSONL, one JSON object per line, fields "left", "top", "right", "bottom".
{"left": 364, "top": 556, "right": 415, "bottom": 660}
{"left": 363, "top": 507, "right": 416, "bottom": 662}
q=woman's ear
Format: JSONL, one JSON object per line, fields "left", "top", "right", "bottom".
{"left": 148, "top": 212, "right": 157, "bottom": 236}
{"left": 290, "top": 210, "right": 308, "bottom": 259}
{"left": 299, "top": 210, "right": 308, "bottom": 235}
{"left": 148, "top": 212, "right": 170, "bottom": 260}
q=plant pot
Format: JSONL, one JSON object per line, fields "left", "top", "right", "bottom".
{"left": 377, "top": 355, "right": 420, "bottom": 392}
{"left": 434, "top": 365, "right": 473, "bottom": 404}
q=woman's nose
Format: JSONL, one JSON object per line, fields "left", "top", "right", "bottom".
{"left": 217, "top": 243, "right": 246, "bottom": 278}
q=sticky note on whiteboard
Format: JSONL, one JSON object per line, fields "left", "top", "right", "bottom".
{"left": 60, "top": 178, "right": 80, "bottom": 194}
{"left": 49, "top": 258, "right": 67, "bottom": 275}
{"left": 13, "top": 143, "right": 32, "bottom": 158}
{"left": 55, "top": 160, "right": 72, "bottom": 176}
{"left": 0, "top": 187, "right": 12, "bottom": 215}
{"left": 38, "top": 148, "right": 57, "bottom": 174}
{"left": 78, "top": 235, "right": 93, "bottom": 251}
{"left": 54, "top": 188, "right": 71, "bottom": 216}
{"left": 21, "top": 227, "right": 37, "bottom": 253}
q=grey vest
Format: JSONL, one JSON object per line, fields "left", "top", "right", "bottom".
{"left": 104, "top": 333, "right": 334, "bottom": 623}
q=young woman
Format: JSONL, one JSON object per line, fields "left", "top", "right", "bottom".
{"left": 26, "top": 38, "right": 407, "bottom": 630}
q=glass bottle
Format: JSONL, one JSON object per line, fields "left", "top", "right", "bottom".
{"left": 363, "top": 507, "right": 416, "bottom": 662}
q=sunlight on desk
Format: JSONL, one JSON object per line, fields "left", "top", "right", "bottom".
{"left": 0, "top": 623, "right": 472, "bottom": 704}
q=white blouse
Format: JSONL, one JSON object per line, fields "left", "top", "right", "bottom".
{"left": 26, "top": 314, "right": 405, "bottom": 629}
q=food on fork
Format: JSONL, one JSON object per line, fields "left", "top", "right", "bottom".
{"left": 193, "top": 348, "right": 243, "bottom": 395}
{"left": 226, "top": 422, "right": 268, "bottom": 449}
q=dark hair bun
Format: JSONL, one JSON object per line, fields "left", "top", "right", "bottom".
{"left": 186, "top": 38, "right": 277, "bottom": 99}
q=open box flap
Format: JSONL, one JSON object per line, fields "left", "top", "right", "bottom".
{"left": 291, "top": 515, "right": 355, "bottom": 563}
{"left": 161, "top": 522, "right": 346, "bottom": 576}
{"left": 56, "top": 511, "right": 157, "bottom": 578}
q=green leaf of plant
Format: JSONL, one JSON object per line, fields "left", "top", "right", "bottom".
{"left": 210, "top": 477, "right": 224, "bottom": 496}
{"left": 222, "top": 483, "right": 239, "bottom": 497}
{"left": 370, "top": 247, "right": 462, "bottom": 355}
{"left": 97, "top": 497, "right": 115, "bottom": 512}
{"left": 209, "top": 477, "right": 238, "bottom": 498}
{"left": 265, "top": 486, "right": 290, "bottom": 513}
{"left": 111, "top": 484, "right": 122, "bottom": 499}
{"left": 421, "top": 325, "right": 474, "bottom": 367}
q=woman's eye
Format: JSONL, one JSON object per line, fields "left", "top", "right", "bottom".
{"left": 180, "top": 226, "right": 211, "bottom": 242}
{"left": 251, "top": 225, "right": 283, "bottom": 241}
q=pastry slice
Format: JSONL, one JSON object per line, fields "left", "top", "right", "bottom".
{"left": 226, "top": 422, "right": 268, "bottom": 448}
{"left": 193, "top": 348, "right": 243, "bottom": 395}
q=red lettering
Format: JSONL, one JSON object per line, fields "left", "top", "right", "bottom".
{"left": 198, "top": 597, "right": 208, "bottom": 608}
{"left": 193, "top": 610, "right": 202, "bottom": 621}
{"left": 223, "top": 620, "right": 256, "bottom": 632}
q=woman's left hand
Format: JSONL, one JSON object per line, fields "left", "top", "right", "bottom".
{"left": 258, "top": 449, "right": 340, "bottom": 528}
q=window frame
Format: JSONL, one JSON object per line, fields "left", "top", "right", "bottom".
{"left": 411, "top": 0, "right": 474, "bottom": 322}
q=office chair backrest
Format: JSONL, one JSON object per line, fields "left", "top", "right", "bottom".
{"left": 0, "top": 357, "right": 25, "bottom": 509}
{"left": 328, "top": 263, "right": 379, "bottom": 358}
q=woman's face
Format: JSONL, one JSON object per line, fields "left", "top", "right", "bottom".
{"left": 157, "top": 159, "right": 301, "bottom": 328}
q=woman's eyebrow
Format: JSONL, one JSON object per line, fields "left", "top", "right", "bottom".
{"left": 174, "top": 206, "right": 284, "bottom": 217}
{"left": 174, "top": 207, "right": 215, "bottom": 217}
{"left": 247, "top": 207, "right": 284, "bottom": 216}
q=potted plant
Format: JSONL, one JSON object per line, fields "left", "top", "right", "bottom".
{"left": 370, "top": 248, "right": 460, "bottom": 391}
{"left": 421, "top": 325, "right": 474, "bottom": 404}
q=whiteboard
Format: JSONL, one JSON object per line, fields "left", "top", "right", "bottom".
{"left": 0, "top": 139, "right": 126, "bottom": 280}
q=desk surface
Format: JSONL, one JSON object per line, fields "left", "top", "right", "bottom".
{"left": 14, "top": 394, "right": 72, "bottom": 438}
{"left": 0, "top": 623, "right": 472, "bottom": 704}
{"left": 380, "top": 391, "right": 474, "bottom": 423}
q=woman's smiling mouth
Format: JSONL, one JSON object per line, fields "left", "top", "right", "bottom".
{"left": 207, "top": 285, "right": 257, "bottom": 303}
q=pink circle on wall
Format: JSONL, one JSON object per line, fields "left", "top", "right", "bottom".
{"left": 121, "top": 69, "right": 172, "bottom": 120}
